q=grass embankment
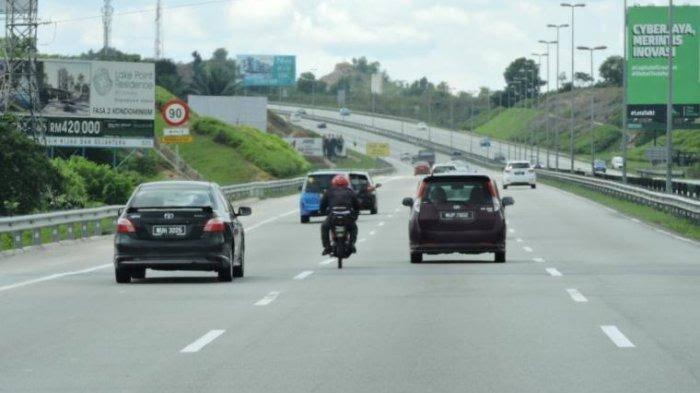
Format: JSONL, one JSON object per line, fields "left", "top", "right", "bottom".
{"left": 541, "top": 178, "right": 700, "bottom": 241}
{"left": 474, "top": 108, "right": 539, "bottom": 139}
{"left": 155, "top": 86, "right": 310, "bottom": 184}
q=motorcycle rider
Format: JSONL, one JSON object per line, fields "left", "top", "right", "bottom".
{"left": 320, "top": 174, "right": 360, "bottom": 255}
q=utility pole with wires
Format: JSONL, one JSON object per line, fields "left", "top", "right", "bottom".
{"left": 102, "top": 0, "right": 113, "bottom": 51}
{"left": 155, "top": 0, "right": 163, "bottom": 59}
{"left": 2, "top": 0, "right": 44, "bottom": 142}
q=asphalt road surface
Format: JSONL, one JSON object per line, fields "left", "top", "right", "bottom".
{"left": 1, "top": 121, "right": 699, "bottom": 393}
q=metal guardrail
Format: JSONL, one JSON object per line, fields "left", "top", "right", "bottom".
{"left": 297, "top": 111, "right": 700, "bottom": 224}
{"left": 0, "top": 164, "right": 395, "bottom": 251}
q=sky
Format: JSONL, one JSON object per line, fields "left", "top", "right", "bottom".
{"left": 35, "top": 0, "right": 683, "bottom": 92}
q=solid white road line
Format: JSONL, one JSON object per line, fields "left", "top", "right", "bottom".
{"left": 516, "top": 238, "right": 523, "bottom": 243}
{"left": 369, "top": 230, "right": 377, "bottom": 236}
{"left": 601, "top": 325, "right": 635, "bottom": 348}
{"left": 246, "top": 210, "right": 298, "bottom": 232}
{"left": 566, "top": 288, "right": 588, "bottom": 303}
{"left": 545, "top": 268, "right": 563, "bottom": 277}
{"left": 532, "top": 257, "right": 545, "bottom": 263}
{"left": 523, "top": 246, "right": 533, "bottom": 252}
{"left": 0, "top": 263, "right": 111, "bottom": 293}
{"left": 630, "top": 218, "right": 641, "bottom": 223}
{"left": 180, "top": 330, "right": 226, "bottom": 353}
{"left": 294, "top": 271, "right": 314, "bottom": 280}
{"left": 319, "top": 258, "right": 335, "bottom": 266}
{"left": 254, "top": 291, "right": 281, "bottom": 306}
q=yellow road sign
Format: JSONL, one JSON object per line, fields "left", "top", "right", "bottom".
{"left": 366, "top": 142, "right": 390, "bottom": 157}
{"left": 160, "top": 135, "right": 193, "bottom": 144}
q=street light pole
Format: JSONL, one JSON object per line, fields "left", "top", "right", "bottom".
{"left": 665, "top": 0, "right": 674, "bottom": 193}
{"left": 547, "top": 23, "right": 569, "bottom": 170}
{"left": 562, "top": 2, "right": 586, "bottom": 172}
{"left": 539, "top": 40, "right": 556, "bottom": 168}
{"left": 577, "top": 45, "right": 607, "bottom": 174}
{"left": 532, "top": 52, "right": 548, "bottom": 165}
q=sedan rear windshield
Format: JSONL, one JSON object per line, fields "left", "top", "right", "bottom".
{"left": 304, "top": 174, "right": 336, "bottom": 193}
{"left": 510, "top": 162, "right": 530, "bottom": 169}
{"left": 350, "top": 174, "right": 370, "bottom": 191}
{"left": 432, "top": 166, "right": 456, "bottom": 174}
{"left": 423, "top": 179, "right": 492, "bottom": 205}
{"left": 130, "top": 187, "right": 216, "bottom": 208}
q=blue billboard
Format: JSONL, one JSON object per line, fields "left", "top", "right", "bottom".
{"left": 237, "top": 55, "right": 296, "bottom": 87}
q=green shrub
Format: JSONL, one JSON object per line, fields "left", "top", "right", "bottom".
{"left": 0, "top": 116, "right": 63, "bottom": 215}
{"left": 50, "top": 159, "right": 88, "bottom": 209}
{"left": 192, "top": 116, "right": 310, "bottom": 177}
{"left": 57, "top": 156, "right": 143, "bottom": 205}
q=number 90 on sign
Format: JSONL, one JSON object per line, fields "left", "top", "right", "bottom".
{"left": 162, "top": 100, "right": 189, "bottom": 127}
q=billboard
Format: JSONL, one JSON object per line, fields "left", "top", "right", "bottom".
{"left": 370, "top": 73, "right": 384, "bottom": 95}
{"left": 3, "top": 59, "right": 155, "bottom": 147}
{"left": 627, "top": 5, "right": 700, "bottom": 130}
{"left": 284, "top": 137, "right": 323, "bottom": 157}
{"left": 237, "top": 55, "right": 296, "bottom": 87}
{"left": 188, "top": 95, "right": 267, "bottom": 132}
{"left": 366, "top": 142, "right": 390, "bottom": 157}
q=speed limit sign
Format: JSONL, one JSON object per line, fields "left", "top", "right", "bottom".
{"left": 162, "top": 99, "right": 190, "bottom": 127}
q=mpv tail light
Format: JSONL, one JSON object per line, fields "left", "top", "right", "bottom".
{"left": 116, "top": 218, "right": 136, "bottom": 233}
{"left": 203, "top": 218, "right": 226, "bottom": 233}
{"left": 486, "top": 180, "right": 501, "bottom": 212}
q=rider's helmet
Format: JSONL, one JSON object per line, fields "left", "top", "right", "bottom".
{"left": 331, "top": 174, "right": 349, "bottom": 188}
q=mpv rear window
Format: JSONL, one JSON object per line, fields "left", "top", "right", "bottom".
{"left": 423, "top": 179, "right": 492, "bottom": 205}
{"left": 305, "top": 174, "right": 336, "bottom": 193}
{"left": 131, "top": 187, "right": 216, "bottom": 208}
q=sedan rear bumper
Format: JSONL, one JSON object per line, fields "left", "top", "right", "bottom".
{"left": 410, "top": 242, "right": 505, "bottom": 254}
{"left": 114, "top": 234, "right": 231, "bottom": 271}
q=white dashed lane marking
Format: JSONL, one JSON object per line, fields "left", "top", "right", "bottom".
{"left": 546, "top": 268, "right": 562, "bottom": 277}
{"left": 523, "top": 246, "right": 533, "bottom": 252}
{"left": 254, "top": 291, "right": 281, "bottom": 306}
{"left": 294, "top": 271, "right": 314, "bottom": 280}
{"left": 566, "top": 288, "right": 588, "bottom": 303}
{"left": 532, "top": 257, "right": 545, "bottom": 263}
{"left": 601, "top": 325, "right": 635, "bottom": 348}
{"left": 180, "top": 330, "right": 225, "bottom": 353}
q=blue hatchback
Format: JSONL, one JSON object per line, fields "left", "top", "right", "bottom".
{"left": 299, "top": 171, "right": 346, "bottom": 223}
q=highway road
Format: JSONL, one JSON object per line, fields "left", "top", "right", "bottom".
{"left": 1, "top": 119, "right": 700, "bottom": 393}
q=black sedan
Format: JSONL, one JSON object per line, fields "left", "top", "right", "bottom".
{"left": 113, "top": 181, "right": 251, "bottom": 283}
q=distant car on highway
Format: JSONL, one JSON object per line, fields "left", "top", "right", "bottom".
{"left": 480, "top": 137, "right": 491, "bottom": 148}
{"left": 402, "top": 173, "right": 514, "bottom": 263}
{"left": 350, "top": 171, "right": 381, "bottom": 215}
{"left": 431, "top": 163, "right": 457, "bottom": 175}
{"left": 502, "top": 160, "right": 536, "bottom": 189}
{"left": 611, "top": 156, "right": 624, "bottom": 169}
{"left": 414, "top": 161, "right": 431, "bottom": 176}
{"left": 593, "top": 159, "right": 607, "bottom": 173}
{"left": 299, "top": 170, "right": 345, "bottom": 223}
{"left": 113, "top": 181, "right": 251, "bottom": 283}
{"left": 412, "top": 149, "right": 436, "bottom": 166}
{"left": 317, "top": 122, "right": 327, "bottom": 129}
{"left": 290, "top": 113, "right": 301, "bottom": 123}
{"left": 339, "top": 107, "right": 351, "bottom": 116}
{"left": 295, "top": 109, "right": 307, "bottom": 115}
{"left": 400, "top": 152, "right": 412, "bottom": 162}
{"left": 417, "top": 122, "right": 428, "bottom": 131}
{"left": 450, "top": 151, "right": 464, "bottom": 161}
{"left": 494, "top": 152, "right": 507, "bottom": 163}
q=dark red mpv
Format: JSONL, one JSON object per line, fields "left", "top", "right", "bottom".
{"left": 402, "top": 173, "right": 514, "bottom": 263}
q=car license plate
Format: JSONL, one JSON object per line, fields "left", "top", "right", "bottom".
{"left": 515, "top": 171, "right": 525, "bottom": 175}
{"left": 152, "top": 225, "right": 186, "bottom": 237}
{"left": 440, "top": 211, "right": 473, "bottom": 220}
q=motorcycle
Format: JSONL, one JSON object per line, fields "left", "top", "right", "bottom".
{"left": 329, "top": 207, "right": 354, "bottom": 269}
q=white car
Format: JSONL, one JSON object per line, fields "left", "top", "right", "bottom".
{"left": 417, "top": 122, "right": 428, "bottom": 131}
{"left": 611, "top": 156, "right": 624, "bottom": 169}
{"left": 502, "top": 161, "right": 536, "bottom": 189}
{"left": 431, "top": 163, "right": 457, "bottom": 175}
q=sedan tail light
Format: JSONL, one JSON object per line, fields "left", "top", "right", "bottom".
{"left": 486, "top": 180, "right": 501, "bottom": 212}
{"left": 116, "top": 218, "right": 136, "bottom": 233}
{"left": 203, "top": 218, "right": 226, "bottom": 233}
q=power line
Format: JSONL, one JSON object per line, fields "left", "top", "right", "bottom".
{"left": 44, "top": 0, "right": 235, "bottom": 25}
